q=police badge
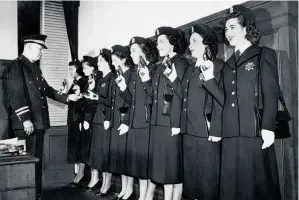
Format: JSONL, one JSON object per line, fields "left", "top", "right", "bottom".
{"left": 156, "top": 29, "right": 159, "bottom": 35}
{"left": 230, "top": 7, "right": 234, "bottom": 13}
{"left": 131, "top": 37, "right": 135, "bottom": 44}
{"left": 191, "top": 26, "right": 194, "bottom": 33}
{"left": 101, "top": 83, "right": 106, "bottom": 87}
{"left": 245, "top": 62, "right": 255, "bottom": 71}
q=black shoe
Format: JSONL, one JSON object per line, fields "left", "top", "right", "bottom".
{"left": 82, "top": 180, "right": 101, "bottom": 192}
{"left": 97, "top": 186, "right": 112, "bottom": 197}
{"left": 70, "top": 177, "right": 86, "bottom": 188}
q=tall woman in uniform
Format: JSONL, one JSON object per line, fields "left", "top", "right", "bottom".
{"left": 84, "top": 49, "right": 116, "bottom": 195}
{"left": 139, "top": 27, "right": 189, "bottom": 200}
{"left": 108, "top": 45, "right": 134, "bottom": 200}
{"left": 80, "top": 55, "right": 101, "bottom": 191}
{"left": 181, "top": 24, "right": 223, "bottom": 200}
{"left": 201, "top": 5, "right": 281, "bottom": 200}
{"left": 67, "top": 60, "right": 89, "bottom": 187}
{"left": 115, "top": 36, "right": 158, "bottom": 200}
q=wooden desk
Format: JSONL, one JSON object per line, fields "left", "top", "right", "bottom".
{"left": 0, "top": 155, "right": 39, "bottom": 200}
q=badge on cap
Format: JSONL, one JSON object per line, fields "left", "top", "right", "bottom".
{"left": 110, "top": 48, "right": 113, "bottom": 53}
{"left": 131, "top": 38, "right": 135, "bottom": 44}
{"left": 191, "top": 27, "right": 194, "bottom": 33}
{"left": 156, "top": 29, "right": 159, "bottom": 35}
{"left": 100, "top": 49, "right": 102, "bottom": 54}
{"left": 230, "top": 7, "right": 234, "bottom": 13}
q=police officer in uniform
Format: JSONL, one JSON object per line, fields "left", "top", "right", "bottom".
{"left": 201, "top": 5, "right": 282, "bottom": 200}
{"left": 4, "top": 34, "right": 79, "bottom": 200}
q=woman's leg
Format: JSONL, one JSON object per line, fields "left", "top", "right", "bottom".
{"left": 123, "top": 176, "right": 134, "bottom": 199}
{"left": 138, "top": 179, "right": 148, "bottom": 200}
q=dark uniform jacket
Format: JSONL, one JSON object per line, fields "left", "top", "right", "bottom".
{"left": 92, "top": 72, "right": 115, "bottom": 125}
{"left": 4, "top": 55, "right": 69, "bottom": 130}
{"left": 109, "top": 69, "right": 132, "bottom": 128}
{"left": 67, "top": 77, "right": 88, "bottom": 124}
{"left": 143, "top": 54, "right": 189, "bottom": 128}
{"left": 181, "top": 59, "right": 223, "bottom": 137}
{"left": 203, "top": 45, "right": 279, "bottom": 138}
{"left": 120, "top": 63, "right": 156, "bottom": 129}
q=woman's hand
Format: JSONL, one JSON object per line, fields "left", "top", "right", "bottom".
{"left": 171, "top": 127, "right": 180, "bottom": 136}
{"left": 118, "top": 124, "right": 129, "bottom": 135}
{"left": 261, "top": 129, "right": 275, "bottom": 149}
{"left": 84, "top": 90, "right": 98, "bottom": 100}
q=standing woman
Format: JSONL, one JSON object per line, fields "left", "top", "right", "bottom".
{"left": 201, "top": 5, "right": 282, "bottom": 200}
{"left": 140, "top": 27, "right": 189, "bottom": 200}
{"left": 67, "top": 60, "right": 89, "bottom": 187}
{"left": 115, "top": 36, "right": 158, "bottom": 200}
{"left": 81, "top": 55, "right": 101, "bottom": 191}
{"left": 108, "top": 45, "right": 134, "bottom": 200}
{"left": 83, "top": 49, "right": 116, "bottom": 195}
{"left": 181, "top": 24, "right": 223, "bottom": 200}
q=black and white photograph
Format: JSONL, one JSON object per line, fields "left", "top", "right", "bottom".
{"left": 0, "top": 1, "right": 298, "bottom": 200}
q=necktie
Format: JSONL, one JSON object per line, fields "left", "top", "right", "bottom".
{"left": 235, "top": 50, "right": 241, "bottom": 62}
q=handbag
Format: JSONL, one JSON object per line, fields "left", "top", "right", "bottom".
{"left": 119, "top": 106, "right": 129, "bottom": 124}
{"left": 162, "top": 94, "right": 173, "bottom": 116}
{"left": 145, "top": 103, "right": 152, "bottom": 122}
{"left": 255, "top": 48, "right": 291, "bottom": 139}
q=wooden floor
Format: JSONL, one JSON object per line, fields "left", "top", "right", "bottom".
{"left": 43, "top": 186, "right": 117, "bottom": 200}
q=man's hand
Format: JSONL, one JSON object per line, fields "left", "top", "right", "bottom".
{"left": 23, "top": 120, "right": 34, "bottom": 135}
{"left": 68, "top": 94, "right": 80, "bottom": 102}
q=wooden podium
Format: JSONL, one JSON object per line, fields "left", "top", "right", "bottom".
{"left": 0, "top": 155, "right": 39, "bottom": 200}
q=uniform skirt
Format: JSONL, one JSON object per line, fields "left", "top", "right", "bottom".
{"left": 125, "top": 128, "right": 150, "bottom": 179}
{"left": 220, "top": 137, "right": 281, "bottom": 200}
{"left": 67, "top": 121, "right": 92, "bottom": 164}
{"left": 109, "top": 127, "right": 127, "bottom": 174}
{"left": 183, "top": 134, "right": 221, "bottom": 200}
{"left": 148, "top": 126, "right": 183, "bottom": 184}
{"left": 89, "top": 124, "right": 111, "bottom": 171}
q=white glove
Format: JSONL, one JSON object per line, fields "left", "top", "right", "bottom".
{"left": 104, "top": 121, "right": 110, "bottom": 130}
{"left": 23, "top": 120, "right": 34, "bottom": 135}
{"left": 139, "top": 67, "right": 151, "bottom": 82}
{"left": 164, "top": 63, "right": 177, "bottom": 83}
{"left": 208, "top": 136, "right": 222, "bottom": 142}
{"left": 200, "top": 60, "right": 215, "bottom": 81}
{"left": 83, "top": 121, "right": 90, "bottom": 130}
{"left": 115, "top": 75, "right": 127, "bottom": 91}
{"left": 261, "top": 129, "right": 275, "bottom": 149}
{"left": 84, "top": 90, "right": 98, "bottom": 100}
{"left": 68, "top": 94, "right": 80, "bottom": 102}
{"left": 171, "top": 127, "right": 180, "bottom": 136}
{"left": 117, "top": 124, "right": 129, "bottom": 135}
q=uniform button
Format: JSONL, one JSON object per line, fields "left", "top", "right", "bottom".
{"left": 44, "top": 88, "right": 46, "bottom": 91}
{"left": 156, "top": 82, "right": 158, "bottom": 85}
{"left": 232, "top": 81, "right": 235, "bottom": 84}
{"left": 155, "top": 92, "right": 157, "bottom": 94}
{"left": 185, "top": 89, "right": 187, "bottom": 92}
{"left": 184, "top": 98, "right": 186, "bottom": 101}
{"left": 134, "top": 82, "right": 136, "bottom": 84}
{"left": 37, "top": 78, "right": 39, "bottom": 80}
{"left": 232, "top": 103, "right": 235, "bottom": 107}
{"left": 233, "top": 70, "right": 236, "bottom": 73}
{"left": 29, "top": 81, "right": 32, "bottom": 83}
{"left": 155, "top": 100, "right": 157, "bottom": 103}
{"left": 42, "top": 106, "right": 45, "bottom": 108}
{"left": 133, "top": 90, "right": 135, "bottom": 92}
{"left": 41, "top": 97, "right": 43, "bottom": 99}
{"left": 232, "top": 91, "right": 235, "bottom": 95}
{"left": 184, "top": 108, "right": 186, "bottom": 111}
{"left": 113, "top": 99, "right": 115, "bottom": 101}
{"left": 39, "top": 87, "right": 41, "bottom": 90}
{"left": 187, "top": 80, "right": 189, "bottom": 83}
{"left": 112, "top": 107, "right": 114, "bottom": 109}
{"left": 133, "top": 106, "right": 135, "bottom": 108}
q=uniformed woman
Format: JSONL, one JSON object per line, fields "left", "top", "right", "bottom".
{"left": 80, "top": 55, "right": 101, "bottom": 191}
{"left": 83, "top": 49, "right": 116, "bottom": 195}
{"left": 67, "top": 60, "right": 89, "bottom": 187}
{"left": 181, "top": 24, "right": 223, "bottom": 200}
{"left": 114, "top": 36, "right": 158, "bottom": 200}
{"left": 201, "top": 5, "right": 281, "bottom": 200}
{"left": 108, "top": 45, "right": 134, "bottom": 200}
{"left": 139, "top": 27, "right": 189, "bottom": 200}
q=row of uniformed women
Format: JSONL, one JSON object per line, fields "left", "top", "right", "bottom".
{"left": 66, "top": 4, "right": 282, "bottom": 200}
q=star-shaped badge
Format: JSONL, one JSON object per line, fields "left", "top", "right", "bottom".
{"left": 245, "top": 62, "right": 255, "bottom": 71}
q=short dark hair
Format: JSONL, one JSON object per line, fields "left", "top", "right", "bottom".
{"left": 221, "top": 13, "right": 260, "bottom": 45}
{"left": 164, "top": 29, "right": 188, "bottom": 54}
{"left": 69, "top": 62, "right": 85, "bottom": 77}
{"left": 112, "top": 50, "right": 134, "bottom": 68}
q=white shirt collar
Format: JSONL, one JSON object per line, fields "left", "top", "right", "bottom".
{"left": 234, "top": 41, "right": 252, "bottom": 55}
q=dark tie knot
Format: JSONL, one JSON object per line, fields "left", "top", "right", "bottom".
{"left": 235, "top": 50, "right": 241, "bottom": 61}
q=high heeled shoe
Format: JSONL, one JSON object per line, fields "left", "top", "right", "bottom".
{"left": 111, "top": 196, "right": 123, "bottom": 200}
{"left": 69, "top": 177, "right": 86, "bottom": 188}
{"left": 96, "top": 186, "right": 113, "bottom": 197}
{"left": 82, "top": 180, "right": 101, "bottom": 192}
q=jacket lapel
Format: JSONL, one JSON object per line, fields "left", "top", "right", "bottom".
{"left": 226, "top": 54, "right": 236, "bottom": 69}
{"left": 236, "top": 45, "right": 261, "bottom": 68}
